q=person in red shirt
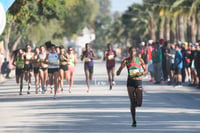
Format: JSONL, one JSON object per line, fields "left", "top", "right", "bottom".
{"left": 103, "top": 43, "right": 117, "bottom": 90}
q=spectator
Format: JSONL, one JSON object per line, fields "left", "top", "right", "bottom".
{"left": 168, "top": 43, "right": 176, "bottom": 84}
{"left": 0, "top": 52, "right": 4, "bottom": 73}
{"left": 152, "top": 42, "right": 162, "bottom": 84}
{"left": 1, "top": 58, "right": 11, "bottom": 78}
{"left": 174, "top": 44, "right": 183, "bottom": 87}
{"left": 147, "top": 40, "right": 155, "bottom": 82}
{"left": 194, "top": 43, "right": 200, "bottom": 88}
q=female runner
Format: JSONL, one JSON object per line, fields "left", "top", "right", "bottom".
{"left": 67, "top": 46, "right": 78, "bottom": 93}
{"left": 12, "top": 48, "right": 25, "bottom": 95}
{"left": 46, "top": 44, "right": 59, "bottom": 99}
{"left": 33, "top": 47, "right": 40, "bottom": 94}
{"left": 59, "top": 45, "right": 69, "bottom": 92}
{"left": 39, "top": 45, "right": 48, "bottom": 93}
{"left": 24, "top": 44, "right": 34, "bottom": 94}
{"left": 81, "top": 43, "right": 96, "bottom": 92}
{"left": 117, "top": 46, "right": 147, "bottom": 127}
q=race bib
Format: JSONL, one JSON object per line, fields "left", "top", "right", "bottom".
{"left": 40, "top": 59, "right": 45, "bottom": 62}
{"left": 53, "top": 61, "right": 58, "bottom": 65}
{"left": 129, "top": 69, "right": 139, "bottom": 76}
{"left": 84, "top": 57, "right": 91, "bottom": 62}
{"left": 108, "top": 55, "right": 114, "bottom": 60}
{"left": 26, "top": 54, "right": 32, "bottom": 60}
{"left": 17, "top": 63, "right": 24, "bottom": 69}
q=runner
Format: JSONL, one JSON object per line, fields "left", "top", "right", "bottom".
{"left": 45, "top": 41, "right": 54, "bottom": 92}
{"left": 39, "top": 45, "right": 48, "bottom": 93}
{"left": 12, "top": 48, "right": 25, "bottom": 95}
{"left": 32, "top": 47, "right": 40, "bottom": 94}
{"left": 67, "top": 46, "right": 78, "bottom": 93}
{"left": 81, "top": 43, "right": 96, "bottom": 92}
{"left": 46, "top": 44, "right": 59, "bottom": 99}
{"left": 116, "top": 46, "right": 147, "bottom": 127}
{"left": 103, "top": 43, "right": 117, "bottom": 90}
{"left": 24, "top": 44, "right": 34, "bottom": 94}
{"left": 59, "top": 45, "right": 69, "bottom": 92}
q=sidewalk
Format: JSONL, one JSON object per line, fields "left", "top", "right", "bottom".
{"left": 0, "top": 69, "right": 15, "bottom": 83}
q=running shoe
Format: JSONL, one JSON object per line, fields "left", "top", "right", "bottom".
{"left": 112, "top": 81, "right": 116, "bottom": 86}
{"left": 132, "top": 121, "right": 137, "bottom": 127}
{"left": 27, "top": 89, "right": 30, "bottom": 94}
{"left": 174, "top": 85, "right": 182, "bottom": 88}
{"left": 109, "top": 85, "right": 112, "bottom": 91}
{"left": 148, "top": 79, "right": 155, "bottom": 82}
{"left": 154, "top": 81, "right": 160, "bottom": 84}
{"left": 61, "top": 88, "right": 63, "bottom": 92}
{"left": 160, "top": 80, "right": 167, "bottom": 84}
{"left": 53, "top": 94, "right": 56, "bottom": 99}
{"left": 69, "top": 90, "right": 71, "bottom": 93}
{"left": 39, "top": 87, "right": 42, "bottom": 92}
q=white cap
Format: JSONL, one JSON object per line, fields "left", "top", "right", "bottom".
{"left": 148, "top": 40, "right": 153, "bottom": 44}
{"left": 140, "top": 42, "right": 145, "bottom": 46}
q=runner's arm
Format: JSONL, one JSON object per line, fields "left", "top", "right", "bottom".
{"left": 116, "top": 59, "right": 126, "bottom": 76}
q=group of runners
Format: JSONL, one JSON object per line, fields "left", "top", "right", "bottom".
{"left": 12, "top": 41, "right": 78, "bottom": 99}
{"left": 11, "top": 42, "right": 120, "bottom": 98}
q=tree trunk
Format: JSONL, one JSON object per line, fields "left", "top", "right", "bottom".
{"left": 159, "top": 17, "right": 164, "bottom": 39}
{"left": 191, "top": 14, "right": 197, "bottom": 43}
{"left": 150, "top": 16, "right": 156, "bottom": 41}
{"left": 179, "top": 15, "right": 185, "bottom": 42}
{"left": 166, "top": 16, "right": 170, "bottom": 41}
{"left": 197, "top": 18, "right": 200, "bottom": 41}
{"left": 12, "top": 35, "right": 22, "bottom": 51}
{"left": 176, "top": 16, "right": 179, "bottom": 41}
{"left": 4, "top": 23, "right": 11, "bottom": 60}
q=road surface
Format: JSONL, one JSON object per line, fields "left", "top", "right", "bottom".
{"left": 0, "top": 60, "right": 200, "bottom": 133}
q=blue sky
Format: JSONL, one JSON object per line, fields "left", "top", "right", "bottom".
{"left": 111, "top": 0, "right": 142, "bottom": 12}
{"left": 0, "top": 0, "right": 15, "bottom": 11}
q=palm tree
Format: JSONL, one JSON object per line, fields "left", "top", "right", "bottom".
{"left": 172, "top": 0, "right": 200, "bottom": 42}
{"left": 122, "top": 3, "right": 157, "bottom": 42}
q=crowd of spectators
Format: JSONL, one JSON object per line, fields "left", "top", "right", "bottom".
{"left": 139, "top": 39, "right": 200, "bottom": 88}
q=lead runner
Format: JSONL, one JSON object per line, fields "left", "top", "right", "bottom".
{"left": 116, "top": 46, "right": 148, "bottom": 127}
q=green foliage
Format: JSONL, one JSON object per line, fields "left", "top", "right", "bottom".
{"left": 2, "top": 0, "right": 99, "bottom": 50}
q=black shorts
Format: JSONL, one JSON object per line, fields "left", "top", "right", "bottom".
{"left": 185, "top": 62, "right": 190, "bottom": 68}
{"left": 48, "top": 68, "right": 59, "bottom": 74}
{"left": 127, "top": 79, "right": 142, "bottom": 88}
{"left": 59, "top": 64, "right": 68, "bottom": 71}
{"left": 84, "top": 65, "right": 93, "bottom": 74}
{"left": 34, "top": 67, "right": 39, "bottom": 74}
{"left": 107, "top": 65, "right": 115, "bottom": 71}
{"left": 24, "top": 64, "right": 33, "bottom": 71}
{"left": 174, "top": 68, "right": 182, "bottom": 75}
{"left": 40, "top": 67, "right": 48, "bottom": 71}
{"left": 16, "top": 68, "right": 24, "bottom": 76}
{"left": 170, "top": 64, "right": 174, "bottom": 71}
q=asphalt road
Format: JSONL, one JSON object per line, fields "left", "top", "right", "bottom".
{"left": 0, "top": 60, "right": 200, "bottom": 133}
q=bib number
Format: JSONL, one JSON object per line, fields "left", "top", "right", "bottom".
{"left": 108, "top": 55, "right": 114, "bottom": 60}
{"left": 84, "top": 57, "right": 91, "bottom": 62}
{"left": 129, "top": 69, "right": 139, "bottom": 76}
